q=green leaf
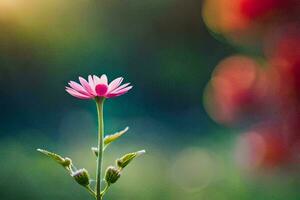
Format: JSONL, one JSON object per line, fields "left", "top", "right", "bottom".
{"left": 104, "top": 127, "right": 129, "bottom": 147}
{"left": 92, "top": 127, "right": 130, "bottom": 156}
{"left": 37, "top": 148, "right": 72, "bottom": 167}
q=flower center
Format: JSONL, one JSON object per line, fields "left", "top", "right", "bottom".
{"left": 95, "top": 84, "right": 108, "bottom": 97}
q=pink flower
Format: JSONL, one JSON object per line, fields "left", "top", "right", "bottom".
{"left": 66, "top": 75, "right": 132, "bottom": 99}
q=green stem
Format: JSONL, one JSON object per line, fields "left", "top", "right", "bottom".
{"left": 86, "top": 185, "right": 96, "bottom": 198}
{"left": 95, "top": 97, "right": 105, "bottom": 200}
{"left": 100, "top": 184, "right": 110, "bottom": 197}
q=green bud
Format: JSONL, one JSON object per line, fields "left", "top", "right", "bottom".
{"left": 91, "top": 147, "right": 98, "bottom": 157}
{"left": 116, "top": 150, "right": 146, "bottom": 169}
{"left": 105, "top": 166, "right": 121, "bottom": 185}
{"left": 72, "top": 168, "right": 90, "bottom": 186}
{"left": 62, "top": 157, "right": 72, "bottom": 167}
{"left": 37, "top": 148, "right": 72, "bottom": 168}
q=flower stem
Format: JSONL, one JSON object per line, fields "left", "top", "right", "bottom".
{"left": 86, "top": 185, "right": 96, "bottom": 198}
{"left": 95, "top": 97, "right": 105, "bottom": 200}
{"left": 100, "top": 184, "right": 110, "bottom": 197}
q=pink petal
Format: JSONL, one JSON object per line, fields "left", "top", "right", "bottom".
{"left": 95, "top": 84, "right": 108, "bottom": 96}
{"left": 93, "top": 74, "right": 108, "bottom": 85}
{"left": 68, "top": 81, "right": 90, "bottom": 96}
{"left": 100, "top": 74, "right": 108, "bottom": 85}
{"left": 106, "top": 91, "right": 128, "bottom": 98}
{"left": 107, "top": 86, "right": 132, "bottom": 98}
{"left": 113, "top": 86, "right": 133, "bottom": 94}
{"left": 88, "top": 75, "right": 96, "bottom": 94}
{"left": 66, "top": 87, "right": 93, "bottom": 99}
{"left": 79, "top": 77, "right": 96, "bottom": 96}
{"left": 93, "top": 75, "right": 101, "bottom": 85}
{"left": 106, "top": 93, "right": 119, "bottom": 98}
{"left": 108, "top": 77, "right": 123, "bottom": 93}
{"left": 111, "top": 83, "right": 130, "bottom": 93}
{"left": 93, "top": 74, "right": 108, "bottom": 86}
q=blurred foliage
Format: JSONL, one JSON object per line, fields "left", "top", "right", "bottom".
{"left": 2, "top": 132, "right": 300, "bottom": 200}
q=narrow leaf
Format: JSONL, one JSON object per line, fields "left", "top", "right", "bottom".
{"left": 91, "top": 127, "right": 129, "bottom": 156}
{"left": 104, "top": 127, "right": 129, "bottom": 147}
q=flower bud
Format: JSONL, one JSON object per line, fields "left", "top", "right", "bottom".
{"left": 37, "top": 148, "right": 72, "bottom": 168}
{"left": 116, "top": 150, "right": 146, "bottom": 169}
{"left": 72, "top": 168, "right": 90, "bottom": 186}
{"left": 91, "top": 147, "right": 99, "bottom": 157}
{"left": 62, "top": 157, "right": 72, "bottom": 167}
{"left": 105, "top": 166, "right": 121, "bottom": 185}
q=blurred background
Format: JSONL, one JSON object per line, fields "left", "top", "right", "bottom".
{"left": 0, "top": 0, "right": 300, "bottom": 199}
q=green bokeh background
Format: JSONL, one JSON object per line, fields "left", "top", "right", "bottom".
{"left": 1, "top": 0, "right": 300, "bottom": 199}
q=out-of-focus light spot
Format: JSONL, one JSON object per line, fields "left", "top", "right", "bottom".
{"left": 170, "top": 148, "right": 218, "bottom": 192}
{"left": 240, "top": 0, "right": 290, "bottom": 19}
{"left": 235, "top": 124, "right": 290, "bottom": 171}
{"left": 204, "top": 55, "right": 272, "bottom": 125}
{"left": 235, "top": 131, "right": 266, "bottom": 170}
{"left": 0, "top": 0, "right": 18, "bottom": 10}
{"left": 202, "top": 0, "right": 262, "bottom": 45}
{"left": 264, "top": 23, "right": 300, "bottom": 103}
{"left": 203, "top": 0, "right": 300, "bottom": 175}
{"left": 202, "top": 0, "right": 249, "bottom": 34}
{"left": 0, "top": 0, "right": 20, "bottom": 19}
{"left": 202, "top": 0, "right": 299, "bottom": 46}
{"left": 265, "top": 23, "right": 300, "bottom": 63}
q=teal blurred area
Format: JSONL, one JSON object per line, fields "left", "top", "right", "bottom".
{"left": 1, "top": 0, "right": 300, "bottom": 200}
{"left": 0, "top": 0, "right": 230, "bottom": 133}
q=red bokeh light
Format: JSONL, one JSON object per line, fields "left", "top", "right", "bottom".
{"left": 203, "top": 0, "right": 300, "bottom": 170}
{"left": 204, "top": 55, "right": 275, "bottom": 125}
